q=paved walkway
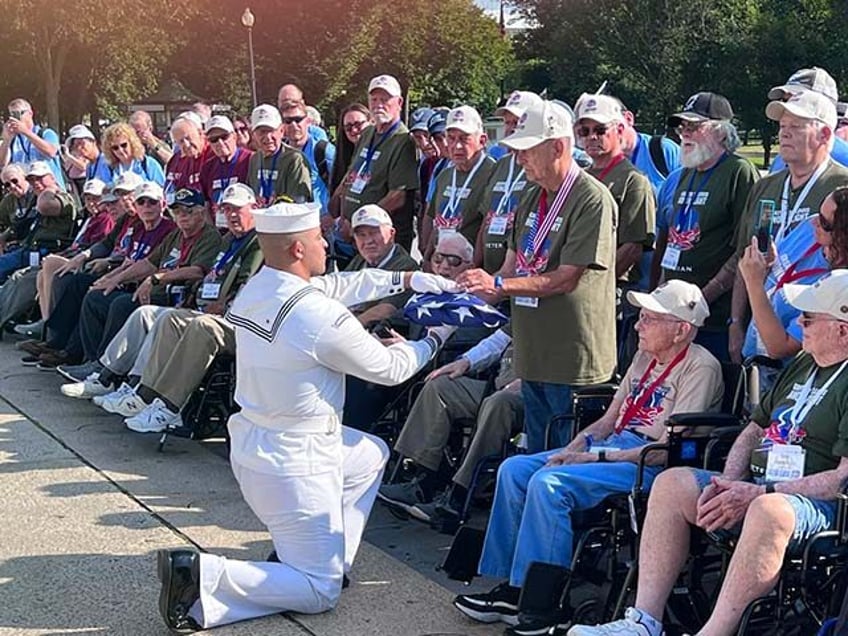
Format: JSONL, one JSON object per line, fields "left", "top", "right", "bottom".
{"left": 0, "top": 340, "right": 498, "bottom": 636}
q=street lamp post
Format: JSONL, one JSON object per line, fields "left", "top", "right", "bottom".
{"left": 241, "top": 8, "right": 257, "bottom": 108}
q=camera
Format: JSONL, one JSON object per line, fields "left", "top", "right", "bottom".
{"left": 9, "top": 110, "right": 25, "bottom": 120}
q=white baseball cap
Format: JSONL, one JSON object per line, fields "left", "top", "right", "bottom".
{"left": 574, "top": 94, "right": 624, "bottom": 125}
{"left": 112, "top": 171, "right": 144, "bottom": 193}
{"left": 446, "top": 105, "right": 484, "bottom": 135}
{"left": 205, "top": 115, "right": 235, "bottom": 134}
{"left": 784, "top": 270, "right": 848, "bottom": 322}
{"left": 82, "top": 178, "right": 106, "bottom": 196}
{"left": 251, "top": 104, "right": 283, "bottom": 131}
{"left": 67, "top": 124, "right": 96, "bottom": 142}
{"left": 26, "top": 161, "right": 52, "bottom": 178}
{"left": 351, "top": 204, "right": 393, "bottom": 229}
{"left": 100, "top": 188, "right": 118, "bottom": 204}
{"left": 133, "top": 181, "right": 164, "bottom": 202}
{"left": 496, "top": 91, "right": 544, "bottom": 118}
{"left": 368, "top": 74, "right": 402, "bottom": 98}
{"left": 766, "top": 91, "right": 838, "bottom": 130}
{"left": 627, "top": 279, "right": 710, "bottom": 327}
{"left": 220, "top": 183, "right": 256, "bottom": 207}
{"left": 500, "top": 100, "right": 574, "bottom": 151}
{"left": 175, "top": 111, "right": 204, "bottom": 130}
{"left": 253, "top": 201, "right": 321, "bottom": 234}
{"left": 768, "top": 67, "right": 839, "bottom": 104}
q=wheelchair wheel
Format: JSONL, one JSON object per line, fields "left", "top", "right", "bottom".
{"left": 572, "top": 598, "right": 602, "bottom": 626}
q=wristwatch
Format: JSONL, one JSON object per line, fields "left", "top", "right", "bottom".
{"left": 597, "top": 450, "right": 607, "bottom": 463}
{"left": 494, "top": 275, "right": 504, "bottom": 290}
{"left": 764, "top": 482, "right": 776, "bottom": 494}
{"left": 150, "top": 273, "right": 162, "bottom": 286}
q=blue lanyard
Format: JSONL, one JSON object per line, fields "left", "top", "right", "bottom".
{"left": 259, "top": 148, "right": 281, "bottom": 201}
{"left": 215, "top": 148, "right": 242, "bottom": 203}
{"left": 672, "top": 153, "right": 727, "bottom": 231}
{"left": 87, "top": 154, "right": 105, "bottom": 180}
{"left": 358, "top": 120, "right": 400, "bottom": 176}
{"left": 213, "top": 231, "right": 252, "bottom": 276}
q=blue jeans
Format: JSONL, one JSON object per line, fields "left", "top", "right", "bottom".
{"left": 479, "top": 430, "right": 662, "bottom": 587}
{"left": 0, "top": 247, "right": 30, "bottom": 282}
{"left": 690, "top": 468, "right": 837, "bottom": 550}
{"left": 521, "top": 380, "right": 574, "bottom": 453}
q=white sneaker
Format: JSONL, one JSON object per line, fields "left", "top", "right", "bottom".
{"left": 97, "top": 383, "right": 147, "bottom": 417}
{"left": 93, "top": 382, "right": 132, "bottom": 408}
{"left": 60, "top": 373, "right": 114, "bottom": 399}
{"left": 567, "top": 608, "right": 664, "bottom": 636}
{"left": 125, "top": 398, "right": 182, "bottom": 433}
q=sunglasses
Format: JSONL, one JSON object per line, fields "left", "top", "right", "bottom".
{"left": 576, "top": 124, "right": 611, "bottom": 137}
{"left": 111, "top": 141, "right": 130, "bottom": 152}
{"left": 235, "top": 125, "right": 249, "bottom": 134}
{"left": 344, "top": 120, "right": 367, "bottom": 132}
{"left": 432, "top": 252, "right": 466, "bottom": 267}
{"left": 676, "top": 121, "right": 707, "bottom": 135}
{"left": 26, "top": 174, "right": 48, "bottom": 182}
{"left": 819, "top": 214, "right": 835, "bottom": 233}
{"left": 282, "top": 115, "right": 307, "bottom": 125}
{"left": 208, "top": 132, "right": 231, "bottom": 144}
{"left": 2, "top": 177, "right": 20, "bottom": 187}
{"left": 136, "top": 197, "right": 160, "bottom": 206}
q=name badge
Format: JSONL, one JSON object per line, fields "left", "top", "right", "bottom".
{"left": 765, "top": 444, "right": 805, "bottom": 482}
{"left": 350, "top": 173, "right": 370, "bottom": 194}
{"left": 488, "top": 216, "right": 508, "bottom": 236}
{"left": 215, "top": 209, "right": 228, "bottom": 229}
{"left": 661, "top": 245, "right": 681, "bottom": 270}
{"left": 28, "top": 251, "right": 40, "bottom": 267}
{"left": 515, "top": 296, "right": 539, "bottom": 308}
{"left": 201, "top": 282, "right": 222, "bottom": 300}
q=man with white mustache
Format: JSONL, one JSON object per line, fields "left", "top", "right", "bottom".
{"left": 651, "top": 92, "right": 759, "bottom": 361}
{"left": 338, "top": 74, "right": 419, "bottom": 252}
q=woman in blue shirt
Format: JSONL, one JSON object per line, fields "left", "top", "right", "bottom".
{"left": 101, "top": 122, "right": 165, "bottom": 187}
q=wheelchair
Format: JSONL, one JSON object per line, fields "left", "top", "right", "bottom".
{"left": 158, "top": 354, "right": 238, "bottom": 452}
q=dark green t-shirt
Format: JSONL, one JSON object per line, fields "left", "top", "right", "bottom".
{"left": 507, "top": 170, "right": 618, "bottom": 385}
{"left": 247, "top": 146, "right": 313, "bottom": 207}
{"left": 480, "top": 153, "right": 539, "bottom": 274}
{"left": 341, "top": 122, "right": 419, "bottom": 244}
{"left": 589, "top": 157, "right": 656, "bottom": 284}
{"left": 752, "top": 352, "right": 848, "bottom": 477}
{"left": 736, "top": 160, "right": 848, "bottom": 254}
{"left": 29, "top": 190, "right": 76, "bottom": 245}
{"left": 660, "top": 153, "right": 759, "bottom": 326}
{"left": 426, "top": 151, "right": 496, "bottom": 247}
{"left": 146, "top": 223, "right": 223, "bottom": 305}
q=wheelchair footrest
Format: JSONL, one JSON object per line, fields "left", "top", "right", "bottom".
{"left": 438, "top": 526, "right": 484, "bottom": 583}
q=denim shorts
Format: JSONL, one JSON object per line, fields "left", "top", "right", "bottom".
{"left": 689, "top": 468, "right": 837, "bottom": 550}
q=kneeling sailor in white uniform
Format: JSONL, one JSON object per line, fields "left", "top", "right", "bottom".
{"left": 156, "top": 201, "right": 458, "bottom": 632}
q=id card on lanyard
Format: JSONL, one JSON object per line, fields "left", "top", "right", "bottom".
{"left": 438, "top": 152, "right": 486, "bottom": 236}
{"left": 258, "top": 148, "right": 281, "bottom": 204}
{"left": 773, "top": 159, "right": 830, "bottom": 245}
{"left": 488, "top": 156, "right": 525, "bottom": 237}
{"left": 351, "top": 121, "right": 400, "bottom": 195}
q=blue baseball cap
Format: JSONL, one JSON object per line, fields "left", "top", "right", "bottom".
{"left": 171, "top": 188, "right": 206, "bottom": 208}
{"left": 410, "top": 107, "right": 435, "bottom": 133}
{"left": 428, "top": 108, "right": 449, "bottom": 136}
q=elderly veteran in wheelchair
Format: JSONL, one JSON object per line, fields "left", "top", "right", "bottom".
{"left": 453, "top": 280, "right": 724, "bottom": 633}
{"left": 570, "top": 270, "right": 848, "bottom": 636}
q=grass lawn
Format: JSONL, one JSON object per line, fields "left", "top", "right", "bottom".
{"left": 737, "top": 143, "right": 771, "bottom": 171}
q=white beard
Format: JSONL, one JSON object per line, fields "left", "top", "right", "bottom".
{"left": 680, "top": 140, "right": 718, "bottom": 168}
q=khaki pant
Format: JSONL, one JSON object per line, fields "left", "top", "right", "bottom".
{"left": 393, "top": 375, "right": 523, "bottom": 489}
{"left": 141, "top": 312, "right": 235, "bottom": 409}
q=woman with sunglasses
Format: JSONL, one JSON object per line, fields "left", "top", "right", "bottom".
{"left": 101, "top": 122, "right": 166, "bottom": 187}
{"left": 738, "top": 186, "right": 848, "bottom": 392}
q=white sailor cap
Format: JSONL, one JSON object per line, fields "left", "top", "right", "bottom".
{"left": 253, "top": 201, "right": 321, "bottom": 234}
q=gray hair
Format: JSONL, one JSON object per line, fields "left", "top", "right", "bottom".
{"left": 1, "top": 163, "right": 26, "bottom": 180}
{"left": 710, "top": 120, "right": 742, "bottom": 153}
{"left": 436, "top": 231, "right": 474, "bottom": 263}
{"left": 7, "top": 98, "right": 32, "bottom": 113}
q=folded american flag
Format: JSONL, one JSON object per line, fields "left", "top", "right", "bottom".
{"left": 403, "top": 292, "right": 508, "bottom": 327}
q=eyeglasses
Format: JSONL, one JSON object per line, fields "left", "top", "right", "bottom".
{"left": 26, "top": 174, "right": 48, "bottom": 182}
{"left": 2, "top": 178, "right": 20, "bottom": 187}
{"left": 344, "top": 120, "right": 367, "bottom": 133}
{"left": 234, "top": 125, "right": 249, "bottom": 134}
{"left": 818, "top": 214, "right": 835, "bottom": 233}
{"left": 676, "top": 121, "right": 707, "bottom": 135}
{"left": 837, "top": 120, "right": 848, "bottom": 130}
{"left": 111, "top": 142, "right": 130, "bottom": 152}
{"left": 282, "top": 115, "right": 307, "bottom": 125}
{"left": 798, "top": 312, "right": 848, "bottom": 328}
{"left": 136, "top": 197, "right": 160, "bottom": 206}
{"left": 208, "top": 132, "right": 231, "bottom": 144}
{"left": 432, "top": 252, "right": 467, "bottom": 267}
{"left": 637, "top": 311, "right": 683, "bottom": 325}
{"left": 576, "top": 124, "right": 611, "bottom": 138}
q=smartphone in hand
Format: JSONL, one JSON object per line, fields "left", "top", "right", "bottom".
{"left": 756, "top": 200, "right": 776, "bottom": 254}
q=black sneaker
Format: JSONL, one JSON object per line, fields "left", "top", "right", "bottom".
{"left": 21, "top": 355, "right": 40, "bottom": 366}
{"left": 453, "top": 581, "right": 520, "bottom": 625}
{"left": 506, "top": 608, "right": 572, "bottom": 636}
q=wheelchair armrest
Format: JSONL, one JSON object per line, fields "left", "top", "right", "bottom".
{"left": 546, "top": 413, "right": 577, "bottom": 449}
{"left": 838, "top": 492, "right": 848, "bottom": 544}
{"left": 743, "top": 354, "right": 782, "bottom": 370}
{"left": 666, "top": 412, "right": 742, "bottom": 430}
{"left": 633, "top": 442, "right": 669, "bottom": 494}
{"left": 573, "top": 383, "right": 619, "bottom": 399}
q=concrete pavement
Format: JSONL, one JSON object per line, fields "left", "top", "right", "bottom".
{"left": 0, "top": 339, "right": 500, "bottom": 636}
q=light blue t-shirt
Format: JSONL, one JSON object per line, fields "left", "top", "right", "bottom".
{"left": 742, "top": 218, "right": 828, "bottom": 360}
{"left": 770, "top": 136, "right": 848, "bottom": 172}
{"left": 110, "top": 156, "right": 166, "bottom": 187}
{"left": 301, "top": 136, "right": 336, "bottom": 213}
{"left": 10, "top": 125, "right": 65, "bottom": 188}
{"left": 85, "top": 153, "right": 113, "bottom": 184}
{"left": 630, "top": 132, "right": 681, "bottom": 195}
{"left": 308, "top": 125, "right": 328, "bottom": 144}
{"left": 655, "top": 167, "right": 686, "bottom": 232}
